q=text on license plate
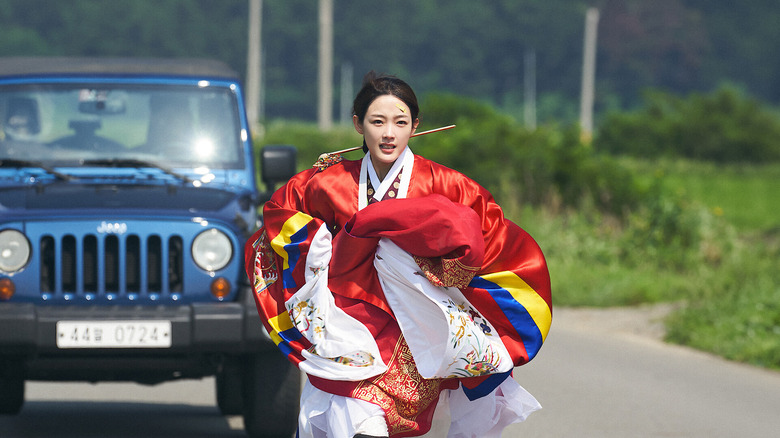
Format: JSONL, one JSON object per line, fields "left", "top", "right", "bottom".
{"left": 56, "top": 321, "right": 172, "bottom": 349}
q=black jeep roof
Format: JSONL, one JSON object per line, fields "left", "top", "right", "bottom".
{"left": 0, "top": 57, "right": 239, "bottom": 79}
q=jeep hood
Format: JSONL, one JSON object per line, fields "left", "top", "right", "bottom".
{"left": 0, "top": 183, "right": 247, "bottom": 213}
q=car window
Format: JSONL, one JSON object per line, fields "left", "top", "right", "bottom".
{"left": 0, "top": 84, "right": 244, "bottom": 168}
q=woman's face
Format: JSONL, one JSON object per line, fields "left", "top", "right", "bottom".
{"left": 353, "top": 94, "right": 418, "bottom": 179}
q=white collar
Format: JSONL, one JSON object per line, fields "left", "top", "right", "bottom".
{"left": 359, "top": 147, "right": 414, "bottom": 210}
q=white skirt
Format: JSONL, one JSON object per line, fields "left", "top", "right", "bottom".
{"left": 296, "top": 375, "right": 541, "bottom": 438}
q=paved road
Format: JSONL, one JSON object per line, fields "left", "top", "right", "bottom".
{"left": 505, "top": 308, "right": 780, "bottom": 438}
{"left": 0, "top": 379, "right": 245, "bottom": 438}
{"left": 3, "top": 308, "right": 780, "bottom": 437}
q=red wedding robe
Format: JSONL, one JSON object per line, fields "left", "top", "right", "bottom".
{"left": 245, "top": 154, "right": 552, "bottom": 437}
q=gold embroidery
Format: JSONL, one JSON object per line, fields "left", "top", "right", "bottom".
{"left": 414, "top": 255, "right": 480, "bottom": 288}
{"left": 312, "top": 153, "right": 343, "bottom": 171}
{"left": 352, "top": 336, "right": 446, "bottom": 436}
{"left": 253, "top": 230, "right": 278, "bottom": 293}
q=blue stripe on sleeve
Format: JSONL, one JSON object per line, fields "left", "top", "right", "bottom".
{"left": 281, "top": 226, "right": 309, "bottom": 288}
{"left": 469, "top": 276, "right": 545, "bottom": 360}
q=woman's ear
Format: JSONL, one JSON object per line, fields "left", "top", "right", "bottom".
{"left": 353, "top": 115, "right": 363, "bottom": 134}
{"left": 412, "top": 118, "right": 420, "bottom": 134}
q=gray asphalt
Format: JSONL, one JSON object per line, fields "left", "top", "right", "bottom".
{"left": 3, "top": 309, "right": 780, "bottom": 437}
{"left": 505, "top": 312, "right": 780, "bottom": 438}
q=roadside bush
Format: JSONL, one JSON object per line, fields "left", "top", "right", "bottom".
{"left": 597, "top": 86, "right": 780, "bottom": 163}
{"left": 518, "top": 205, "right": 716, "bottom": 307}
{"left": 665, "top": 230, "right": 780, "bottom": 369}
{"left": 415, "top": 93, "right": 651, "bottom": 218}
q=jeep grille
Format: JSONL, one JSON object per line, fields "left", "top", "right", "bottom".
{"left": 39, "top": 233, "right": 184, "bottom": 299}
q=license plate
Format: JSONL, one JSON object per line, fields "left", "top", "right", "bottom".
{"left": 56, "top": 321, "right": 172, "bottom": 348}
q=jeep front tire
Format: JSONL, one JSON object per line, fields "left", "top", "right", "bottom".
{"left": 242, "top": 352, "right": 301, "bottom": 437}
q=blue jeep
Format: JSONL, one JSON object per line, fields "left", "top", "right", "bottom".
{"left": 0, "top": 57, "right": 299, "bottom": 437}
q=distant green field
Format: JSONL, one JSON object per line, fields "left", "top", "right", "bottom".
{"left": 623, "top": 159, "right": 780, "bottom": 232}
{"left": 602, "top": 158, "right": 780, "bottom": 369}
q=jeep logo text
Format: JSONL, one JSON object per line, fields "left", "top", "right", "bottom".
{"left": 96, "top": 221, "right": 128, "bottom": 234}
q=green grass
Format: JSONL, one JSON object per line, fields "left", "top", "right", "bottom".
{"left": 516, "top": 158, "right": 780, "bottom": 370}
{"left": 621, "top": 158, "right": 780, "bottom": 232}
{"left": 513, "top": 206, "right": 706, "bottom": 308}
{"left": 664, "top": 233, "right": 780, "bottom": 369}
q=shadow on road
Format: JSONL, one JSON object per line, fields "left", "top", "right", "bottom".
{"left": 0, "top": 401, "right": 246, "bottom": 438}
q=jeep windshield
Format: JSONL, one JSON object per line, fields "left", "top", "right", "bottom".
{"left": 0, "top": 84, "right": 244, "bottom": 169}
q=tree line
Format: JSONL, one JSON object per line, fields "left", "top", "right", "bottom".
{"left": 2, "top": 0, "right": 779, "bottom": 125}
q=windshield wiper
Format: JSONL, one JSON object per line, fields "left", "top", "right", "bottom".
{"left": 81, "top": 159, "right": 193, "bottom": 184}
{"left": 0, "top": 159, "right": 75, "bottom": 181}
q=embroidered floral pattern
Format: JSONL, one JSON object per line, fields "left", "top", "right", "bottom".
{"left": 444, "top": 298, "right": 494, "bottom": 345}
{"left": 457, "top": 346, "right": 502, "bottom": 377}
{"left": 319, "top": 350, "right": 376, "bottom": 368}
{"left": 289, "top": 295, "right": 376, "bottom": 368}
{"left": 289, "top": 298, "right": 324, "bottom": 337}
{"left": 309, "top": 265, "right": 326, "bottom": 276}
{"left": 441, "top": 298, "right": 502, "bottom": 378}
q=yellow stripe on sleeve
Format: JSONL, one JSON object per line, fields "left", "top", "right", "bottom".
{"left": 270, "top": 212, "right": 314, "bottom": 270}
{"left": 480, "top": 271, "right": 552, "bottom": 341}
{"left": 267, "top": 311, "right": 295, "bottom": 346}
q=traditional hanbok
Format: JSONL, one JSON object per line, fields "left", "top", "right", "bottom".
{"left": 245, "top": 147, "right": 552, "bottom": 437}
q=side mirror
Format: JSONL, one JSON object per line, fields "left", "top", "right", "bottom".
{"left": 260, "top": 144, "right": 297, "bottom": 190}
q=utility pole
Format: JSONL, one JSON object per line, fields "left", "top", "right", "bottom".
{"left": 246, "top": 0, "right": 262, "bottom": 133}
{"left": 318, "top": 0, "right": 334, "bottom": 131}
{"left": 524, "top": 48, "right": 537, "bottom": 131}
{"left": 579, "top": 7, "right": 599, "bottom": 144}
{"left": 340, "top": 62, "right": 354, "bottom": 125}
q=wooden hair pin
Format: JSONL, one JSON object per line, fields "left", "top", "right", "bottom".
{"left": 313, "top": 125, "right": 456, "bottom": 170}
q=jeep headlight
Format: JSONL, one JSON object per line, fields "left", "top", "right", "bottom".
{"left": 0, "top": 229, "right": 31, "bottom": 273}
{"left": 192, "top": 228, "right": 233, "bottom": 272}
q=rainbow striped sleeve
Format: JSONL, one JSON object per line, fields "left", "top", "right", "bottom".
{"left": 266, "top": 310, "right": 308, "bottom": 365}
{"left": 249, "top": 210, "right": 323, "bottom": 366}
{"left": 251, "top": 282, "right": 311, "bottom": 365}
{"left": 269, "top": 212, "right": 317, "bottom": 290}
{"left": 469, "top": 270, "right": 552, "bottom": 362}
